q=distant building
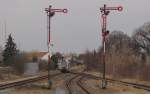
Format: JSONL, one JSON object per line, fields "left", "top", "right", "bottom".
{"left": 36, "top": 52, "right": 48, "bottom": 61}
{"left": 24, "top": 62, "right": 39, "bottom": 76}
{"left": 40, "top": 52, "right": 50, "bottom": 61}
{"left": 26, "top": 52, "right": 48, "bottom": 61}
{"left": 24, "top": 51, "right": 48, "bottom": 75}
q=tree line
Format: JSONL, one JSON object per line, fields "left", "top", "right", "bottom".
{"left": 0, "top": 34, "right": 29, "bottom": 74}
{"left": 80, "top": 22, "right": 150, "bottom": 81}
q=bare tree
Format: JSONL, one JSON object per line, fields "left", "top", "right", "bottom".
{"left": 104, "top": 31, "right": 139, "bottom": 78}
{"left": 132, "top": 22, "right": 150, "bottom": 55}
{"left": 106, "top": 31, "right": 131, "bottom": 55}
{"left": 82, "top": 50, "right": 101, "bottom": 71}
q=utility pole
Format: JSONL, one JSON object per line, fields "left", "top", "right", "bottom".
{"left": 4, "top": 20, "right": 7, "bottom": 42}
{"left": 100, "top": 4, "right": 123, "bottom": 89}
{"left": 45, "top": 5, "right": 68, "bottom": 89}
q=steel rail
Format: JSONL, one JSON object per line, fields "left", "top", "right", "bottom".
{"left": 77, "top": 75, "right": 90, "bottom": 94}
{"left": 69, "top": 71, "right": 150, "bottom": 91}
{"left": 65, "top": 72, "right": 91, "bottom": 94}
{"left": 0, "top": 73, "right": 61, "bottom": 90}
{"left": 65, "top": 74, "right": 80, "bottom": 94}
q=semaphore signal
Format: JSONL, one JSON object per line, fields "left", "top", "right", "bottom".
{"left": 45, "top": 5, "right": 68, "bottom": 89}
{"left": 100, "top": 4, "right": 123, "bottom": 89}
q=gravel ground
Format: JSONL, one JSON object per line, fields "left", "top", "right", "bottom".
{"left": 83, "top": 71, "right": 150, "bottom": 94}
{"left": 80, "top": 76, "right": 119, "bottom": 94}
{"left": 8, "top": 66, "right": 84, "bottom": 94}
{"left": 1, "top": 67, "right": 149, "bottom": 94}
{"left": 6, "top": 73, "right": 150, "bottom": 94}
{"left": 9, "top": 72, "right": 74, "bottom": 94}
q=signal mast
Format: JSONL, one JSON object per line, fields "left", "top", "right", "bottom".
{"left": 100, "top": 4, "right": 123, "bottom": 89}
{"left": 45, "top": 5, "right": 68, "bottom": 88}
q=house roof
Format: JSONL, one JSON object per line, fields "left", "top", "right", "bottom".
{"left": 26, "top": 52, "right": 48, "bottom": 60}
{"left": 36, "top": 52, "right": 48, "bottom": 58}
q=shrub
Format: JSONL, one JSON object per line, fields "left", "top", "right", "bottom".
{"left": 39, "top": 60, "right": 48, "bottom": 71}
{"left": 12, "top": 53, "right": 29, "bottom": 74}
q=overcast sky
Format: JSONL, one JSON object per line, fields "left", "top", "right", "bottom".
{"left": 0, "top": 0, "right": 150, "bottom": 54}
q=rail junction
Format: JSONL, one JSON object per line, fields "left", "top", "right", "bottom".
{"left": 0, "top": 71, "right": 149, "bottom": 93}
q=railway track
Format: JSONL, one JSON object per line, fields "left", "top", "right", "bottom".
{"left": 0, "top": 70, "right": 149, "bottom": 93}
{"left": 65, "top": 74, "right": 79, "bottom": 94}
{"left": 65, "top": 72, "right": 91, "bottom": 94}
{"left": 69, "top": 71, "right": 150, "bottom": 92}
{"left": 107, "top": 78, "right": 150, "bottom": 91}
{"left": 0, "top": 73, "right": 61, "bottom": 90}
{"left": 77, "top": 75, "right": 90, "bottom": 94}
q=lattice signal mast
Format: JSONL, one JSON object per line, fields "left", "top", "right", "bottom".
{"left": 45, "top": 5, "right": 68, "bottom": 89}
{"left": 100, "top": 4, "right": 123, "bottom": 89}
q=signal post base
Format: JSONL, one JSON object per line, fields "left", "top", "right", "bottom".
{"left": 48, "top": 80, "right": 52, "bottom": 89}
{"left": 101, "top": 79, "right": 107, "bottom": 89}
